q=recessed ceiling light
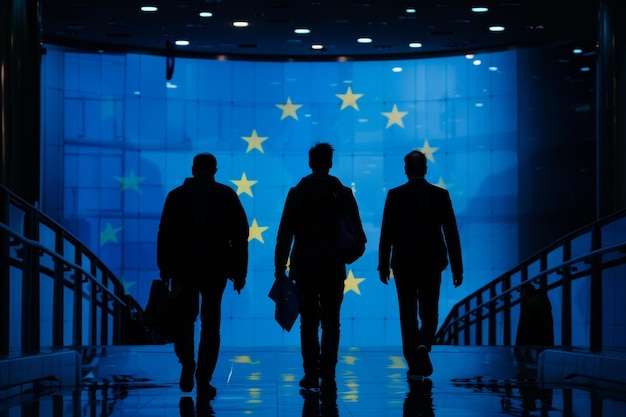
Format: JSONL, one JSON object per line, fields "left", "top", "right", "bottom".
{"left": 406, "top": 8, "right": 416, "bottom": 13}
{"left": 472, "top": 6, "right": 488, "bottom": 13}
{"left": 294, "top": 28, "right": 311, "bottom": 34}
{"left": 489, "top": 25, "right": 505, "bottom": 32}
{"left": 473, "top": 59, "right": 482, "bottom": 66}
{"left": 465, "top": 54, "right": 474, "bottom": 59}
{"left": 311, "top": 44, "right": 324, "bottom": 50}
{"left": 409, "top": 42, "right": 422, "bottom": 48}
{"left": 489, "top": 66, "right": 498, "bottom": 71}
{"left": 140, "top": 5, "right": 158, "bottom": 12}
{"left": 573, "top": 48, "right": 583, "bottom": 54}
{"left": 199, "top": 11, "right": 213, "bottom": 18}
{"left": 233, "top": 21, "right": 249, "bottom": 28}
{"left": 357, "top": 37, "right": 372, "bottom": 44}
{"left": 175, "top": 40, "right": 190, "bottom": 46}
{"left": 392, "top": 67, "right": 403, "bottom": 72}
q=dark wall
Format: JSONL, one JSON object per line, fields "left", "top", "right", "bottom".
{"left": 517, "top": 43, "right": 597, "bottom": 260}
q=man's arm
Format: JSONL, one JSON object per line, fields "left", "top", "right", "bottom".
{"left": 157, "top": 192, "right": 177, "bottom": 280}
{"left": 274, "top": 188, "right": 296, "bottom": 277}
{"left": 228, "top": 189, "right": 250, "bottom": 290}
{"left": 441, "top": 192, "right": 463, "bottom": 286}
{"left": 378, "top": 193, "right": 393, "bottom": 284}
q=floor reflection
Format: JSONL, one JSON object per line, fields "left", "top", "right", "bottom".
{"left": 3, "top": 346, "right": 626, "bottom": 417}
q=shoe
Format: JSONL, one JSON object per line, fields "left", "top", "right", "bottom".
{"left": 320, "top": 377, "right": 337, "bottom": 394}
{"left": 417, "top": 345, "right": 433, "bottom": 377}
{"left": 299, "top": 374, "right": 320, "bottom": 391}
{"left": 179, "top": 362, "right": 196, "bottom": 393}
{"left": 197, "top": 383, "right": 217, "bottom": 399}
{"left": 406, "top": 369, "right": 423, "bottom": 381}
{"left": 179, "top": 396, "right": 195, "bottom": 417}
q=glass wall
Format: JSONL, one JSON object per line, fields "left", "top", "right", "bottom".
{"left": 41, "top": 47, "right": 518, "bottom": 346}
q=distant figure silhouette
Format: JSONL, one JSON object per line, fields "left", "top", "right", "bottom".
{"left": 275, "top": 142, "right": 366, "bottom": 394}
{"left": 157, "top": 153, "right": 249, "bottom": 398}
{"left": 515, "top": 283, "right": 554, "bottom": 362}
{"left": 378, "top": 150, "right": 463, "bottom": 380}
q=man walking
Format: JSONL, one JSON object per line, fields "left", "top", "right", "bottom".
{"left": 157, "top": 152, "right": 249, "bottom": 398}
{"left": 275, "top": 142, "right": 366, "bottom": 394}
{"left": 378, "top": 150, "right": 463, "bottom": 380}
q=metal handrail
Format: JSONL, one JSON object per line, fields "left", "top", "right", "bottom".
{"left": 435, "top": 208, "right": 626, "bottom": 351}
{"left": 0, "top": 222, "right": 127, "bottom": 307}
{"left": 1, "top": 182, "right": 153, "bottom": 356}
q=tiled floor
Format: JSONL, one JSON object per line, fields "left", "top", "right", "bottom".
{"left": 3, "top": 345, "right": 626, "bottom": 416}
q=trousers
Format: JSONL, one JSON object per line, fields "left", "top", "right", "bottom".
{"left": 174, "top": 274, "right": 227, "bottom": 383}
{"left": 392, "top": 267, "right": 442, "bottom": 371}
{"left": 296, "top": 276, "right": 345, "bottom": 378}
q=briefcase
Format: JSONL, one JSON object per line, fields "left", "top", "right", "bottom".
{"left": 143, "top": 279, "right": 177, "bottom": 342}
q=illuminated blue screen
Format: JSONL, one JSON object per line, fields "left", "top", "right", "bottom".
{"left": 42, "top": 47, "right": 518, "bottom": 347}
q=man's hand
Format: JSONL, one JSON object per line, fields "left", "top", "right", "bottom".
{"left": 233, "top": 276, "right": 246, "bottom": 294}
{"left": 159, "top": 271, "right": 171, "bottom": 283}
{"left": 274, "top": 270, "right": 288, "bottom": 280}
{"left": 453, "top": 273, "right": 463, "bottom": 288}
{"left": 379, "top": 269, "right": 390, "bottom": 285}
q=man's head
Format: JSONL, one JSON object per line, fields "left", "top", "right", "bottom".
{"left": 308, "top": 142, "right": 334, "bottom": 174}
{"left": 404, "top": 150, "right": 427, "bottom": 178}
{"left": 192, "top": 153, "right": 218, "bottom": 176}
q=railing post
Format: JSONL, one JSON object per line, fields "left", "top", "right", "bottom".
{"left": 101, "top": 271, "right": 109, "bottom": 345}
{"left": 21, "top": 210, "right": 41, "bottom": 354}
{"left": 53, "top": 230, "right": 65, "bottom": 348}
{"left": 475, "top": 293, "right": 483, "bottom": 345}
{"left": 561, "top": 240, "right": 572, "bottom": 347}
{"left": 0, "top": 188, "right": 10, "bottom": 354}
{"left": 90, "top": 262, "right": 98, "bottom": 346}
{"left": 463, "top": 300, "right": 471, "bottom": 345}
{"left": 488, "top": 285, "right": 497, "bottom": 345}
{"left": 502, "top": 275, "right": 511, "bottom": 345}
{"left": 73, "top": 250, "right": 83, "bottom": 348}
{"left": 590, "top": 226, "right": 603, "bottom": 352}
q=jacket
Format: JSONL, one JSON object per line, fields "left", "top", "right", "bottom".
{"left": 378, "top": 177, "right": 463, "bottom": 275}
{"left": 275, "top": 174, "right": 365, "bottom": 280}
{"left": 157, "top": 174, "right": 249, "bottom": 280}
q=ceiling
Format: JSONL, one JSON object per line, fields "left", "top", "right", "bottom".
{"left": 41, "top": 0, "right": 599, "bottom": 61}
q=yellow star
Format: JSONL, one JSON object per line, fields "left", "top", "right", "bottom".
{"left": 336, "top": 86, "right": 363, "bottom": 110}
{"left": 242, "top": 129, "right": 269, "bottom": 153}
{"left": 100, "top": 222, "right": 123, "bottom": 246}
{"left": 119, "top": 276, "right": 136, "bottom": 295}
{"left": 247, "top": 372, "right": 262, "bottom": 381}
{"left": 418, "top": 139, "right": 439, "bottom": 163}
{"left": 381, "top": 104, "right": 408, "bottom": 128}
{"left": 248, "top": 218, "right": 269, "bottom": 243}
{"left": 435, "top": 176, "right": 447, "bottom": 189}
{"left": 276, "top": 96, "right": 303, "bottom": 120}
{"left": 230, "top": 172, "right": 258, "bottom": 197}
{"left": 344, "top": 269, "right": 365, "bottom": 295}
{"left": 282, "top": 373, "right": 296, "bottom": 383}
{"left": 230, "top": 355, "right": 260, "bottom": 365}
{"left": 387, "top": 355, "right": 407, "bottom": 369}
{"left": 341, "top": 355, "right": 359, "bottom": 365}
{"left": 114, "top": 169, "right": 146, "bottom": 193}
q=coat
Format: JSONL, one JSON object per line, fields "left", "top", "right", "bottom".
{"left": 157, "top": 174, "right": 249, "bottom": 281}
{"left": 275, "top": 174, "right": 365, "bottom": 280}
{"left": 378, "top": 177, "right": 463, "bottom": 276}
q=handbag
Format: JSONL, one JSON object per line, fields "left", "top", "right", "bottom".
{"left": 337, "top": 189, "right": 366, "bottom": 264}
{"left": 143, "top": 279, "right": 177, "bottom": 342}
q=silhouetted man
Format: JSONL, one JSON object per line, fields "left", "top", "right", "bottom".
{"left": 157, "top": 153, "right": 249, "bottom": 398}
{"left": 378, "top": 150, "right": 463, "bottom": 380}
{"left": 515, "top": 282, "right": 554, "bottom": 362}
{"left": 275, "top": 142, "right": 366, "bottom": 394}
